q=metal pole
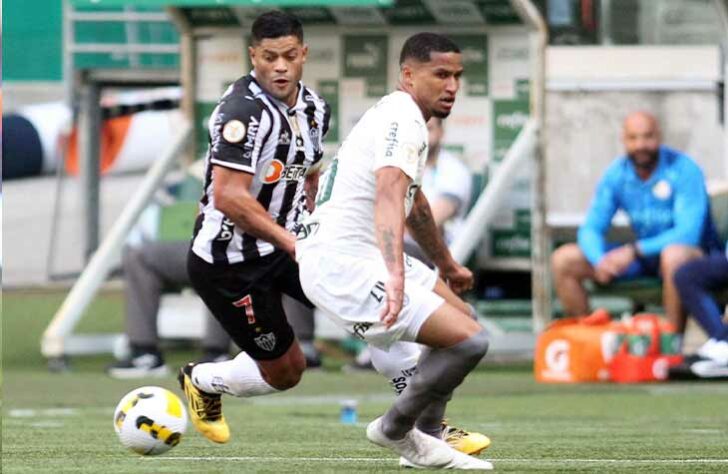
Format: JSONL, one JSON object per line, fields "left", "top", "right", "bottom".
{"left": 78, "top": 77, "right": 101, "bottom": 261}
{"left": 600, "top": 0, "right": 613, "bottom": 45}
{"left": 47, "top": 0, "right": 76, "bottom": 279}
{"left": 715, "top": 0, "right": 728, "bottom": 176}
{"left": 167, "top": 7, "right": 197, "bottom": 163}
{"left": 41, "top": 123, "right": 192, "bottom": 359}
{"left": 511, "top": 0, "right": 549, "bottom": 333}
{"left": 450, "top": 121, "right": 539, "bottom": 264}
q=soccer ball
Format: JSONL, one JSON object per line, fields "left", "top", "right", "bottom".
{"left": 113, "top": 386, "right": 187, "bottom": 455}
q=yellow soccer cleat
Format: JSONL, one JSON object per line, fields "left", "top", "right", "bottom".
{"left": 178, "top": 363, "right": 230, "bottom": 444}
{"left": 442, "top": 422, "right": 492, "bottom": 456}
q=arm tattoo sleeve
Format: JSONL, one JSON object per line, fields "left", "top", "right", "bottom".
{"left": 406, "top": 193, "right": 450, "bottom": 266}
{"left": 380, "top": 227, "right": 397, "bottom": 265}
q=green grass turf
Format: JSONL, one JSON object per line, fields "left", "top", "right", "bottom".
{"left": 3, "top": 290, "right": 728, "bottom": 472}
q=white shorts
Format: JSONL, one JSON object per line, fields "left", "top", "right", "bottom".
{"left": 297, "top": 245, "right": 443, "bottom": 349}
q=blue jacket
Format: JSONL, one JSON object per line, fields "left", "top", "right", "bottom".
{"left": 578, "top": 146, "right": 719, "bottom": 265}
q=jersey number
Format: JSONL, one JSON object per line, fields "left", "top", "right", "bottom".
{"left": 233, "top": 294, "right": 256, "bottom": 324}
{"left": 315, "top": 157, "right": 339, "bottom": 206}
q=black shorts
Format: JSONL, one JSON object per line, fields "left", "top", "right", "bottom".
{"left": 187, "top": 249, "right": 313, "bottom": 361}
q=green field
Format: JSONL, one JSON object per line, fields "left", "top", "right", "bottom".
{"left": 3, "top": 290, "right": 728, "bottom": 472}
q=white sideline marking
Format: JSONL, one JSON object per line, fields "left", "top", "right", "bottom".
{"left": 8, "top": 408, "right": 79, "bottom": 418}
{"left": 156, "top": 456, "right": 393, "bottom": 463}
{"left": 156, "top": 456, "right": 728, "bottom": 465}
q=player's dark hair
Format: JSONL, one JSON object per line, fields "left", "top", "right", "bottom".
{"left": 251, "top": 11, "right": 303, "bottom": 45}
{"left": 399, "top": 32, "right": 460, "bottom": 65}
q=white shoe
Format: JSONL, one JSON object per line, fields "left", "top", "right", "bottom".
{"left": 367, "top": 417, "right": 453, "bottom": 468}
{"left": 690, "top": 359, "right": 728, "bottom": 378}
{"left": 697, "top": 339, "right": 728, "bottom": 365}
{"left": 399, "top": 449, "right": 494, "bottom": 470}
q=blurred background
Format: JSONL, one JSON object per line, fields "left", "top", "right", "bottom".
{"left": 4, "top": 4, "right": 728, "bottom": 471}
{"left": 2, "top": 0, "right": 727, "bottom": 369}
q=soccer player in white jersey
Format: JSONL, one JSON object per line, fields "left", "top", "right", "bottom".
{"left": 177, "top": 12, "right": 489, "bottom": 458}
{"left": 297, "top": 33, "right": 493, "bottom": 470}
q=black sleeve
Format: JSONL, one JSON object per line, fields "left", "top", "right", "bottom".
{"left": 209, "top": 96, "right": 270, "bottom": 173}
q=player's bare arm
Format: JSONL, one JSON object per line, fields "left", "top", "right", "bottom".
{"left": 304, "top": 168, "right": 320, "bottom": 212}
{"left": 213, "top": 165, "right": 296, "bottom": 256}
{"left": 374, "top": 166, "right": 410, "bottom": 328}
{"left": 407, "top": 189, "right": 473, "bottom": 294}
{"left": 428, "top": 196, "right": 459, "bottom": 228}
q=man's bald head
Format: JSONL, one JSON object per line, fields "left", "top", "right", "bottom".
{"left": 622, "top": 111, "right": 661, "bottom": 170}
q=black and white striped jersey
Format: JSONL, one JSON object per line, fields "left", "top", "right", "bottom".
{"left": 191, "top": 73, "right": 330, "bottom": 265}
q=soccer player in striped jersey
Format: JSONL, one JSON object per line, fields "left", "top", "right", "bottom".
{"left": 179, "top": 11, "right": 328, "bottom": 444}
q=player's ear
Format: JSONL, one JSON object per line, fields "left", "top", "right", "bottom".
{"left": 301, "top": 43, "right": 309, "bottom": 63}
{"left": 401, "top": 63, "right": 414, "bottom": 87}
{"left": 248, "top": 45, "right": 257, "bottom": 67}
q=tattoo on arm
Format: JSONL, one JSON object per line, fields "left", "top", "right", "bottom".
{"left": 380, "top": 227, "right": 396, "bottom": 265}
{"left": 406, "top": 194, "right": 450, "bottom": 265}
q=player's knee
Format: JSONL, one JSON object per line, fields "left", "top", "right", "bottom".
{"left": 459, "top": 329, "right": 489, "bottom": 365}
{"left": 661, "top": 245, "right": 698, "bottom": 274}
{"left": 552, "top": 244, "right": 579, "bottom": 276}
{"left": 267, "top": 366, "right": 303, "bottom": 390}
{"left": 673, "top": 263, "right": 695, "bottom": 294}
{"left": 122, "top": 247, "right": 142, "bottom": 271}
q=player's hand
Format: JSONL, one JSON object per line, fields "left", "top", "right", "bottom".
{"left": 593, "top": 265, "right": 615, "bottom": 285}
{"left": 594, "top": 256, "right": 620, "bottom": 285}
{"left": 283, "top": 235, "right": 297, "bottom": 260}
{"left": 380, "top": 275, "right": 404, "bottom": 329}
{"left": 597, "top": 245, "right": 636, "bottom": 283}
{"left": 440, "top": 261, "right": 474, "bottom": 295}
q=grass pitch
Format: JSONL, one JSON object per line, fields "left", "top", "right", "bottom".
{"left": 3, "top": 290, "right": 728, "bottom": 472}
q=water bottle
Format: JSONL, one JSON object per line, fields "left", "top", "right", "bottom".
{"left": 340, "top": 399, "right": 358, "bottom": 425}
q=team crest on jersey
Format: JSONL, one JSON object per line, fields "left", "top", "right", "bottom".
{"left": 222, "top": 120, "right": 246, "bottom": 143}
{"left": 652, "top": 180, "right": 672, "bottom": 200}
{"left": 309, "top": 123, "right": 320, "bottom": 145}
{"left": 254, "top": 332, "right": 276, "bottom": 351}
{"left": 403, "top": 143, "right": 419, "bottom": 164}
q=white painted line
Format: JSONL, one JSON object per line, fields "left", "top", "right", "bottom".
{"left": 8, "top": 408, "right": 79, "bottom": 418}
{"left": 497, "top": 458, "right": 728, "bottom": 464}
{"left": 154, "top": 456, "right": 728, "bottom": 465}
{"left": 155, "top": 456, "right": 394, "bottom": 462}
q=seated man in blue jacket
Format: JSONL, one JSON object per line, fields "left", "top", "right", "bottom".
{"left": 551, "top": 111, "right": 721, "bottom": 336}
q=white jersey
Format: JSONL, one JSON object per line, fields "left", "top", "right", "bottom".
{"left": 300, "top": 91, "right": 428, "bottom": 256}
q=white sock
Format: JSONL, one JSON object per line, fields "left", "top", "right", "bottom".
{"left": 369, "top": 342, "right": 422, "bottom": 395}
{"left": 192, "top": 351, "right": 279, "bottom": 397}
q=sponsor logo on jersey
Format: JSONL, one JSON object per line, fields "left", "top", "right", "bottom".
{"left": 352, "top": 322, "right": 373, "bottom": 340}
{"left": 262, "top": 160, "right": 308, "bottom": 184}
{"left": 384, "top": 121, "right": 399, "bottom": 157}
{"left": 222, "top": 120, "right": 246, "bottom": 143}
{"left": 254, "top": 332, "right": 277, "bottom": 351}
{"left": 216, "top": 218, "right": 235, "bottom": 241}
{"left": 278, "top": 130, "right": 291, "bottom": 146}
{"left": 296, "top": 221, "right": 320, "bottom": 240}
{"left": 242, "top": 115, "right": 260, "bottom": 157}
